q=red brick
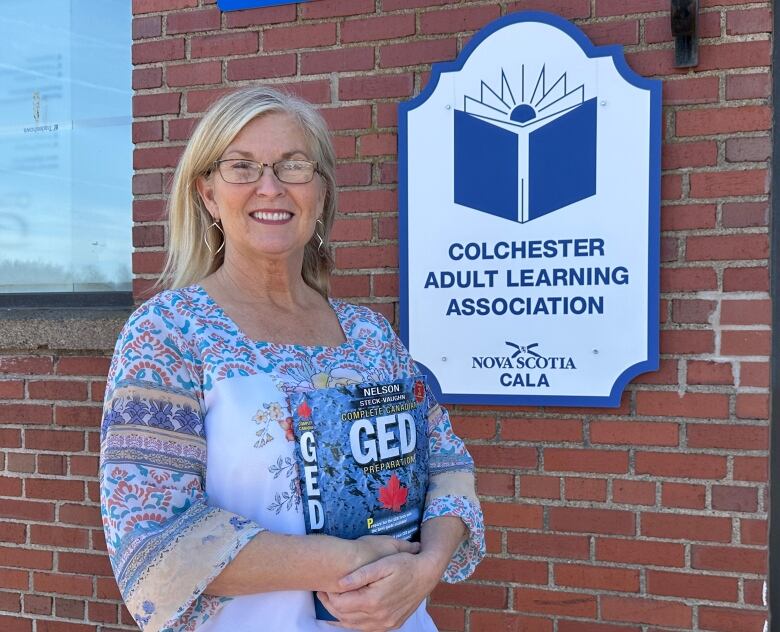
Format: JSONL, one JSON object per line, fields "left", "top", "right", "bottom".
{"left": 0, "top": 569, "right": 29, "bottom": 591}
{"left": 0, "top": 404, "right": 52, "bottom": 425}
{"left": 661, "top": 482, "right": 707, "bottom": 509}
{"left": 472, "top": 557, "right": 547, "bottom": 584}
{"left": 688, "top": 423, "right": 768, "bottom": 450}
{"left": 25, "top": 429, "right": 83, "bottom": 452}
{"left": 132, "top": 225, "right": 165, "bottom": 248}
{"left": 330, "top": 274, "right": 370, "bottom": 298}
{"left": 264, "top": 23, "right": 336, "bottom": 51}
{"left": 432, "top": 583, "right": 507, "bottom": 609}
{"left": 133, "top": 199, "right": 166, "bottom": 223}
{"left": 501, "top": 418, "right": 582, "bottom": 442}
{"left": 0, "top": 356, "right": 53, "bottom": 375}
{"left": 278, "top": 79, "right": 332, "bottom": 104}
{"left": 133, "top": 120, "right": 163, "bottom": 144}
{"left": 301, "top": 0, "right": 374, "bottom": 18}
{"left": 727, "top": 8, "right": 773, "bottom": 35}
{"left": 373, "top": 273, "right": 401, "bottom": 298}
{"left": 550, "top": 508, "right": 634, "bottom": 536}
{"left": 0, "top": 380, "right": 23, "bottom": 399}
{"left": 722, "top": 330, "right": 771, "bottom": 356}
{"left": 191, "top": 32, "right": 258, "bottom": 58}
{"left": 340, "top": 74, "right": 414, "bottom": 100}
{"left": 6, "top": 453, "right": 34, "bottom": 472}
{"left": 689, "top": 170, "right": 769, "bottom": 199}
{"left": 580, "top": 19, "right": 639, "bottom": 45}
{"left": 359, "top": 133, "right": 397, "bottom": 157}
{"left": 520, "top": 475, "right": 560, "bottom": 499}
{"left": 133, "top": 0, "right": 196, "bottom": 12}
{"left": 420, "top": 5, "right": 501, "bottom": 35}
{"left": 736, "top": 393, "right": 769, "bottom": 420}
{"left": 88, "top": 600, "right": 118, "bottom": 624}
{"left": 555, "top": 564, "right": 639, "bottom": 592}
{"left": 342, "top": 14, "right": 416, "bottom": 43}
{"left": 225, "top": 4, "right": 296, "bottom": 28}
{"left": 515, "top": 588, "right": 596, "bottom": 618}
{"left": 482, "top": 502, "right": 543, "bottom": 529}
{"left": 671, "top": 299, "right": 716, "bottom": 324}
{"left": 226, "top": 55, "right": 296, "bottom": 81}
{"left": 0, "top": 522, "right": 25, "bottom": 544}
{"left": 507, "top": 0, "right": 591, "bottom": 18}
{"left": 508, "top": 531, "right": 590, "bottom": 560}
{"left": 168, "top": 117, "right": 200, "bottom": 141}
{"left": 30, "top": 525, "right": 89, "bottom": 549}
{"left": 734, "top": 456, "right": 767, "bottom": 482}
{"left": 602, "top": 595, "right": 692, "bottom": 627}
{"left": 565, "top": 477, "right": 607, "bottom": 502}
{"left": 380, "top": 39, "right": 457, "bottom": 68}
{"left": 625, "top": 48, "right": 679, "bottom": 76}
{"left": 301, "top": 47, "right": 375, "bottom": 75}
{"left": 23, "top": 594, "right": 50, "bottom": 615}
{"left": 663, "top": 76, "right": 720, "bottom": 105}
{"left": 476, "top": 472, "right": 515, "bottom": 498}
{"left": 0, "top": 614, "right": 31, "bottom": 632}
{"left": 635, "top": 452, "right": 727, "bottom": 479}
{"left": 134, "top": 146, "right": 183, "bottom": 170}
{"left": 470, "top": 611, "right": 552, "bottom": 632}
{"left": 636, "top": 391, "right": 728, "bottom": 419}
{"left": 692, "top": 545, "right": 767, "bottom": 574}
{"left": 648, "top": 569, "right": 738, "bottom": 602}
{"left": 545, "top": 449, "right": 628, "bottom": 474}
{"left": 722, "top": 202, "right": 768, "bottom": 228}
{"left": 167, "top": 61, "right": 221, "bottom": 87}
{"left": 133, "top": 15, "right": 161, "bottom": 39}
{"left": 744, "top": 578, "right": 764, "bottom": 606}
{"left": 319, "top": 105, "right": 372, "bottom": 132}
{"left": 612, "top": 480, "right": 655, "bottom": 506}
{"left": 723, "top": 266, "right": 768, "bottom": 292}
{"left": 450, "top": 415, "right": 496, "bottom": 440}
{"left": 0, "top": 546, "right": 52, "bottom": 570}
{"left": 591, "top": 421, "right": 679, "bottom": 447}
{"left": 698, "top": 606, "right": 767, "bottom": 632}
{"left": 645, "top": 11, "right": 721, "bottom": 43}
{"left": 696, "top": 40, "right": 771, "bottom": 71}
{"left": 185, "top": 87, "right": 233, "bottom": 113}
{"left": 686, "top": 360, "right": 733, "bottom": 385}
{"left": 661, "top": 266, "right": 717, "bottom": 292}
{"left": 676, "top": 106, "right": 770, "bottom": 136}
{"left": 37, "top": 622, "right": 93, "bottom": 632}
{"left": 0, "top": 499, "right": 54, "bottom": 522}
{"left": 741, "top": 362, "right": 769, "bottom": 388}
{"left": 662, "top": 141, "right": 717, "bottom": 170}
{"left": 133, "top": 92, "right": 182, "bottom": 118}
{"left": 55, "top": 598, "right": 84, "bottom": 619}
{"left": 336, "top": 163, "right": 372, "bottom": 187}
{"left": 133, "top": 67, "right": 162, "bottom": 90}
{"left": 28, "top": 380, "right": 87, "bottom": 402}
{"left": 26, "top": 479, "right": 84, "bottom": 502}
{"left": 469, "top": 445, "right": 537, "bottom": 469}
{"left": 726, "top": 73, "right": 770, "bottom": 100}
{"left": 726, "top": 136, "right": 771, "bottom": 163}
{"left": 712, "top": 485, "right": 758, "bottom": 512}
{"left": 132, "top": 38, "right": 185, "bottom": 64}
{"left": 59, "top": 504, "right": 102, "bottom": 528}
{"left": 741, "top": 518, "right": 767, "bottom": 546}
{"left": 37, "top": 454, "right": 66, "bottom": 475}
{"left": 338, "top": 189, "right": 397, "bottom": 213}
{"left": 641, "top": 512, "right": 732, "bottom": 542}
{"left": 335, "top": 246, "right": 397, "bottom": 270}
{"left": 166, "top": 8, "right": 221, "bottom": 34}
{"left": 58, "top": 552, "right": 113, "bottom": 577}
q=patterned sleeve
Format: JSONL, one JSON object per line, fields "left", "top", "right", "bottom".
{"left": 374, "top": 311, "right": 485, "bottom": 582}
{"left": 100, "top": 298, "right": 264, "bottom": 632}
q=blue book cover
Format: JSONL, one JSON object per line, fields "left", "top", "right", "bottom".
{"left": 290, "top": 376, "right": 430, "bottom": 621}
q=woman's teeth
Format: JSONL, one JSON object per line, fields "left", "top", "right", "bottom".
{"left": 251, "top": 211, "right": 292, "bottom": 221}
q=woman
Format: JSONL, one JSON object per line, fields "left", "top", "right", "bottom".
{"left": 100, "top": 86, "right": 484, "bottom": 632}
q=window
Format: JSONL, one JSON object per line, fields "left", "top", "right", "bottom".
{"left": 0, "top": 1, "right": 132, "bottom": 300}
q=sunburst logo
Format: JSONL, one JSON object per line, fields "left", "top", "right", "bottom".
{"left": 454, "top": 64, "right": 598, "bottom": 224}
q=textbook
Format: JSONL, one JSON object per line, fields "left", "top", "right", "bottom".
{"left": 290, "top": 376, "right": 430, "bottom": 621}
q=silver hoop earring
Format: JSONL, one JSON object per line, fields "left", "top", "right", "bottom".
{"left": 204, "top": 220, "right": 225, "bottom": 256}
{"left": 315, "top": 218, "right": 325, "bottom": 256}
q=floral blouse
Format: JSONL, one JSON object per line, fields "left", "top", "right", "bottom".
{"left": 99, "top": 285, "right": 484, "bottom": 631}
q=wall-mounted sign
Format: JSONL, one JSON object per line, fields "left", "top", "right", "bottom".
{"left": 217, "top": 0, "right": 307, "bottom": 10}
{"left": 399, "top": 11, "right": 661, "bottom": 408}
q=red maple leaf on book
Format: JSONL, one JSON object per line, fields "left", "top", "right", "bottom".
{"left": 297, "top": 400, "right": 312, "bottom": 419}
{"left": 378, "top": 473, "right": 408, "bottom": 512}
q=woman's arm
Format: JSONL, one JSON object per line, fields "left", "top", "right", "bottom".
{"left": 205, "top": 532, "right": 420, "bottom": 596}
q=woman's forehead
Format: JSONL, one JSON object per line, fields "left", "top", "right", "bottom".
{"left": 226, "top": 112, "right": 311, "bottom": 155}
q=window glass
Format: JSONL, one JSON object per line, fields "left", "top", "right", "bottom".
{"left": 0, "top": 1, "right": 131, "bottom": 293}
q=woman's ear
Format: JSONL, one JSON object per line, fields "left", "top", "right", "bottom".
{"left": 195, "top": 175, "right": 220, "bottom": 220}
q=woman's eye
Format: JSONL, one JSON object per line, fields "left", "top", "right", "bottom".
{"left": 231, "top": 161, "right": 253, "bottom": 170}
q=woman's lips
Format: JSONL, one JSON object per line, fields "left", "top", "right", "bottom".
{"left": 250, "top": 210, "right": 293, "bottom": 224}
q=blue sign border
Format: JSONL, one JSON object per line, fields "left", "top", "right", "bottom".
{"left": 398, "top": 11, "right": 662, "bottom": 408}
{"left": 217, "top": 0, "right": 307, "bottom": 11}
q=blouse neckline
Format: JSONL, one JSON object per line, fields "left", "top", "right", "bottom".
{"left": 189, "top": 284, "right": 355, "bottom": 353}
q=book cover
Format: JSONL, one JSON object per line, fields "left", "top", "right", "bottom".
{"left": 454, "top": 67, "right": 597, "bottom": 223}
{"left": 290, "top": 376, "right": 430, "bottom": 620}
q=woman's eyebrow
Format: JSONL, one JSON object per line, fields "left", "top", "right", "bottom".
{"left": 221, "top": 148, "right": 310, "bottom": 159}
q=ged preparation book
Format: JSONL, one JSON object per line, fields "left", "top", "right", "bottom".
{"left": 290, "top": 376, "right": 430, "bottom": 620}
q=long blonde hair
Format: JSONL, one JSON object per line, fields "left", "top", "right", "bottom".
{"left": 160, "top": 86, "right": 337, "bottom": 297}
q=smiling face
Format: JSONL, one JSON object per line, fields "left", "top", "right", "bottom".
{"left": 196, "top": 111, "right": 325, "bottom": 267}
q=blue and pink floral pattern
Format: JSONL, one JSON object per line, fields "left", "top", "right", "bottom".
{"left": 100, "top": 285, "right": 484, "bottom": 631}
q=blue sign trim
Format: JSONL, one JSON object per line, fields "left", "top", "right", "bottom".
{"left": 217, "top": 0, "right": 307, "bottom": 11}
{"left": 399, "top": 10, "right": 662, "bottom": 408}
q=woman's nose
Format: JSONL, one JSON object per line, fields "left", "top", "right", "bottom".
{"left": 254, "top": 168, "right": 285, "bottom": 196}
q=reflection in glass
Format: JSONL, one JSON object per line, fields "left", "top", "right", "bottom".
{"left": 0, "top": 1, "right": 131, "bottom": 293}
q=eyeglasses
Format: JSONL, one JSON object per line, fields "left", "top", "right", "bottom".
{"left": 213, "top": 159, "right": 320, "bottom": 184}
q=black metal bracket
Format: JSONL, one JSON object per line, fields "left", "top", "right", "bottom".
{"left": 671, "top": 0, "right": 699, "bottom": 67}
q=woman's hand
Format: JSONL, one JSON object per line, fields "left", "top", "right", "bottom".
{"left": 350, "top": 535, "right": 420, "bottom": 572}
{"left": 317, "top": 551, "right": 440, "bottom": 632}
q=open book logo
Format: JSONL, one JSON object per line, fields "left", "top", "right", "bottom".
{"left": 454, "top": 65, "right": 597, "bottom": 223}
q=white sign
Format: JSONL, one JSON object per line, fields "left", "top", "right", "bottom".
{"left": 399, "top": 12, "right": 661, "bottom": 407}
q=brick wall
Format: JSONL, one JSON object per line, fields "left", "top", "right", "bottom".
{"left": 0, "top": 0, "right": 772, "bottom": 630}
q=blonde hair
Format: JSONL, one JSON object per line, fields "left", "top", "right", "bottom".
{"left": 160, "top": 86, "right": 337, "bottom": 297}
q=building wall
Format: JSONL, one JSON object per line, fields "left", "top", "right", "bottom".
{"left": 0, "top": 0, "right": 772, "bottom": 630}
